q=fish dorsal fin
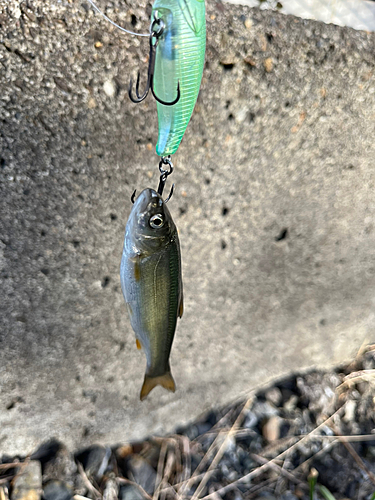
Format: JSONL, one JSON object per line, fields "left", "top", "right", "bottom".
{"left": 140, "top": 372, "right": 176, "bottom": 401}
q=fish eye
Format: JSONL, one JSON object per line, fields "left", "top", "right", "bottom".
{"left": 150, "top": 214, "right": 164, "bottom": 229}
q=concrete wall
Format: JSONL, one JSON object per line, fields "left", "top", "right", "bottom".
{"left": 1, "top": 0, "right": 374, "bottom": 455}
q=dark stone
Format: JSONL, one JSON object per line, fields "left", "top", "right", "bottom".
{"left": 119, "top": 484, "right": 147, "bottom": 500}
{"left": 126, "top": 455, "right": 156, "bottom": 495}
{"left": 75, "top": 445, "right": 110, "bottom": 479}
{"left": 43, "top": 480, "right": 73, "bottom": 500}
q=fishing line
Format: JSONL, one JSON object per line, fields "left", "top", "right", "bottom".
{"left": 86, "top": 0, "right": 149, "bottom": 37}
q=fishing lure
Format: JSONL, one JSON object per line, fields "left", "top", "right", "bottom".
{"left": 120, "top": 161, "right": 183, "bottom": 400}
{"left": 87, "top": 0, "right": 206, "bottom": 157}
{"left": 129, "top": 0, "right": 206, "bottom": 157}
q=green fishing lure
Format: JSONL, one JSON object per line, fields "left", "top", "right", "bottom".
{"left": 87, "top": 0, "right": 206, "bottom": 157}
{"left": 152, "top": 0, "right": 206, "bottom": 156}
{"left": 129, "top": 0, "right": 206, "bottom": 157}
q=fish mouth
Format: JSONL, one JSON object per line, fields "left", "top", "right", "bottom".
{"left": 135, "top": 188, "right": 161, "bottom": 213}
{"left": 133, "top": 188, "right": 166, "bottom": 234}
{"left": 136, "top": 188, "right": 164, "bottom": 220}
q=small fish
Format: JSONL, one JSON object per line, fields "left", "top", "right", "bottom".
{"left": 120, "top": 188, "right": 183, "bottom": 400}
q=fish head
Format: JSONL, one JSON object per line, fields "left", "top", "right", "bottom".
{"left": 128, "top": 188, "right": 176, "bottom": 252}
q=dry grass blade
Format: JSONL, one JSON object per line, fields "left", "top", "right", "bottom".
{"left": 0, "top": 478, "right": 13, "bottom": 487}
{"left": 274, "top": 452, "right": 291, "bottom": 495}
{"left": 161, "top": 447, "right": 177, "bottom": 500}
{"left": 179, "top": 431, "right": 225, "bottom": 495}
{"left": 246, "top": 476, "right": 279, "bottom": 499}
{"left": 200, "top": 403, "right": 347, "bottom": 500}
{"left": 294, "top": 440, "right": 339, "bottom": 474}
{"left": 192, "top": 397, "right": 254, "bottom": 499}
{"left": 0, "top": 486, "right": 9, "bottom": 500}
{"left": 77, "top": 462, "right": 103, "bottom": 500}
{"left": 0, "top": 463, "right": 20, "bottom": 472}
{"left": 261, "top": 436, "right": 300, "bottom": 458}
{"left": 118, "top": 476, "right": 153, "bottom": 500}
{"left": 346, "top": 338, "right": 372, "bottom": 372}
{"left": 153, "top": 439, "right": 168, "bottom": 500}
{"left": 103, "top": 477, "right": 119, "bottom": 500}
{"left": 302, "top": 434, "right": 375, "bottom": 442}
{"left": 344, "top": 369, "right": 375, "bottom": 380}
{"left": 331, "top": 424, "right": 375, "bottom": 486}
{"left": 337, "top": 369, "right": 375, "bottom": 392}
{"left": 179, "top": 435, "right": 191, "bottom": 486}
{"left": 182, "top": 404, "right": 238, "bottom": 494}
{"left": 159, "top": 471, "right": 210, "bottom": 497}
{"left": 173, "top": 438, "right": 183, "bottom": 485}
{"left": 286, "top": 432, "right": 375, "bottom": 474}
{"left": 251, "top": 453, "right": 308, "bottom": 490}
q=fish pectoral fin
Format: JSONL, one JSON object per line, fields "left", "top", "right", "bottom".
{"left": 140, "top": 372, "right": 176, "bottom": 401}
{"left": 130, "top": 255, "right": 141, "bottom": 282}
{"left": 178, "top": 295, "right": 184, "bottom": 319}
{"left": 136, "top": 339, "right": 142, "bottom": 350}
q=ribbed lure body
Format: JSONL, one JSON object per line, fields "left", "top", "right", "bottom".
{"left": 153, "top": 0, "right": 206, "bottom": 156}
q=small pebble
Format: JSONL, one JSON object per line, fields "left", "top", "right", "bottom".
{"left": 262, "top": 416, "right": 281, "bottom": 442}
{"left": 75, "top": 445, "right": 110, "bottom": 480}
{"left": 87, "top": 98, "right": 97, "bottom": 109}
{"left": 244, "top": 18, "right": 252, "bottom": 29}
{"left": 243, "top": 410, "right": 258, "bottom": 428}
{"left": 227, "top": 469, "right": 238, "bottom": 481}
{"left": 11, "top": 461, "right": 42, "bottom": 500}
{"left": 103, "top": 80, "right": 116, "bottom": 98}
{"left": 264, "top": 57, "right": 273, "bottom": 72}
{"left": 253, "top": 401, "right": 278, "bottom": 418}
{"left": 43, "top": 480, "right": 73, "bottom": 500}
{"left": 343, "top": 399, "right": 357, "bottom": 423}
{"left": 119, "top": 484, "right": 146, "bottom": 500}
{"left": 116, "top": 444, "right": 133, "bottom": 459}
{"left": 280, "top": 493, "right": 299, "bottom": 500}
{"left": 126, "top": 455, "right": 156, "bottom": 495}
{"left": 283, "top": 394, "right": 298, "bottom": 412}
{"left": 42, "top": 444, "right": 76, "bottom": 484}
{"left": 265, "top": 387, "right": 283, "bottom": 406}
{"left": 103, "top": 477, "right": 119, "bottom": 500}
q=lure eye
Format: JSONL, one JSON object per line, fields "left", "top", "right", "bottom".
{"left": 150, "top": 214, "right": 164, "bottom": 229}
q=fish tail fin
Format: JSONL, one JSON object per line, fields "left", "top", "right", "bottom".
{"left": 140, "top": 372, "right": 176, "bottom": 401}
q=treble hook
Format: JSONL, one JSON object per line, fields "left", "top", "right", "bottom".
{"left": 131, "top": 189, "right": 137, "bottom": 204}
{"left": 130, "top": 157, "right": 174, "bottom": 204}
{"left": 129, "top": 19, "right": 180, "bottom": 106}
{"left": 158, "top": 156, "right": 174, "bottom": 203}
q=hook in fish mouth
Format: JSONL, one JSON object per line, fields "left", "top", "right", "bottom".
{"left": 131, "top": 156, "right": 175, "bottom": 205}
{"left": 157, "top": 156, "right": 174, "bottom": 202}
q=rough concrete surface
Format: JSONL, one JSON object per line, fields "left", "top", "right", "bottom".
{"left": 1, "top": 0, "right": 375, "bottom": 456}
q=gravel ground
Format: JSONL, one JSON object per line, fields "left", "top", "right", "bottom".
{"left": 2, "top": 0, "right": 375, "bottom": 454}
{"left": 2, "top": 345, "right": 375, "bottom": 500}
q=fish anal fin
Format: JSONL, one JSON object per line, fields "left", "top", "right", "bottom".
{"left": 178, "top": 295, "right": 184, "bottom": 318}
{"left": 140, "top": 372, "right": 176, "bottom": 401}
